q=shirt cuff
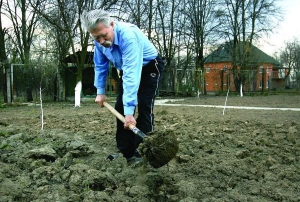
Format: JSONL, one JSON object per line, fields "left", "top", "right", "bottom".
{"left": 97, "top": 88, "right": 105, "bottom": 95}
{"left": 124, "top": 106, "right": 135, "bottom": 115}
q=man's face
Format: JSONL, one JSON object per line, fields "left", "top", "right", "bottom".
{"left": 90, "top": 21, "right": 114, "bottom": 48}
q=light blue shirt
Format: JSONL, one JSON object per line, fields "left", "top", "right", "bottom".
{"left": 93, "top": 22, "right": 158, "bottom": 115}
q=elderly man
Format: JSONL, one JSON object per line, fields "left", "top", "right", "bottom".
{"left": 81, "top": 9, "right": 164, "bottom": 164}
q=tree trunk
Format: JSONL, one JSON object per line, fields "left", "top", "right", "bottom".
{"left": 0, "top": 0, "right": 9, "bottom": 102}
{"left": 56, "top": 64, "right": 65, "bottom": 101}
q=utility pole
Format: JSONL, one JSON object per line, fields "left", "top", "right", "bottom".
{"left": 6, "top": 64, "right": 12, "bottom": 103}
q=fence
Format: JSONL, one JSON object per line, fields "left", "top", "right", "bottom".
{"left": 286, "top": 70, "right": 300, "bottom": 89}
{"left": 159, "top": 68, "right": 203, "bottom": 96}
{"left": 1, "top": 64, "right": 57, "bottom": 103}
{"left": 159, "top": 67, "right": 299, "bottom": 96}
{"left": 2, "top": 64, "right": 298, "bottom": 103}
{"left": 203, "top": 67, "right": 298, "bottom": 93}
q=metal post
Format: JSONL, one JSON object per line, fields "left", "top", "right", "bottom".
{"left": 6, "top": 65, "right": 11, "bottom": 103}
{"left": 11, "top": 64, "right": 13, "bottom": 102}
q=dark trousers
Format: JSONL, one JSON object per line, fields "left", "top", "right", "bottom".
{"left": 115, "top": 55, "right": 164, "bottom": 159}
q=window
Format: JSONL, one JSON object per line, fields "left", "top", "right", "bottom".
{"left": 266, "top": 80, "right": 269, "bottom": 88}
{"left": 279, "top": 69, "right": 285, "bottom": 78}
{"left": 206, "top": 67, "right": 210, "bottom": 73}
{"left": 259, "top": 66, "right": 263, "bottom": 73}
{"left": 259, "top": 80, "right": 262, "bottom": 88}
{"left": 224, "top": 65, "right": 228, "bottom": 73}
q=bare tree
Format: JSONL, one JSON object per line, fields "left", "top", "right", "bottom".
{"left": 116, "top": 0, "right": 143, "bottom": 27}
{"left": 30, "top": 0, "right": 119, "bottom": 100}
{"left": 180, "top": 0, "right": 220, "bottom": 94}
{"left": 0, "top": 0, "right": 9, "bottom": 102}
{"left": 280, "top": 39, "right": 300, "bottom": 89}
{"left": 154, "top": 0, "right": 182, "bottom": 68}
{"left": 3, "top": 0, "right": 42, "bottom": 101}
{"left": 218, "top": 0, "right": 281, "bottom": 93}
{"left": 114, "top": 0, "right": 155, "bottom": 40}
{"left": 0, "top": 0, "right": 8, "bottom": 64}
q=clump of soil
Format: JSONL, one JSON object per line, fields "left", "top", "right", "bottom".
{"left": 139, "top": 130, "right": 179, "bottom": 168}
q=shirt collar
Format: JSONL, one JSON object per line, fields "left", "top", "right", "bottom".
{"left": 113, "top": 22, "right": 119, "bottom": 46}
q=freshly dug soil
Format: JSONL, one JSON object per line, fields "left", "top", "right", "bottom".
{"left": 0, "top": 94, "right": 299, "bottom": 201}
{"left": 139, "top": 130, "right": 179, "bottom": 168}
{"left": 102, "top": 101, "right": 179, "bottom": 168}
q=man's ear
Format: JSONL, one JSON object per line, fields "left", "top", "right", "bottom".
{"left": 110, "top": 21, "right": 114, "bottom": 28}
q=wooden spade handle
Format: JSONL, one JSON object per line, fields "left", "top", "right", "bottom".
{"left": 103, "top": 102, "right": 126, "bottom": 123}
{"left": 103, "top": 102, "right": 146, "bottom": 139}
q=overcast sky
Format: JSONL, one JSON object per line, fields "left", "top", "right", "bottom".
{"left": 259, "top": 0, "right": 300, "bottom": 56}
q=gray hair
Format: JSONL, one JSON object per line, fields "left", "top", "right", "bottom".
{"left": 81, "top": 9, "right": 111, "bottom": 32}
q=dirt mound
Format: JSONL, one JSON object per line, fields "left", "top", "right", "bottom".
{"left": 139, "top": 130, "right": 179, "bottom": 168}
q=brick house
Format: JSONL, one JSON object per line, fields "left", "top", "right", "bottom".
{"left": 204, "top": 42, "right": 284, "bottom": 92}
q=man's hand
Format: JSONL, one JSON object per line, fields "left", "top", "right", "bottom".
{"left": 124, "top": 115, "right": 136, "bottom": 129}
{"left": 95, "top": 94, "right": 107, "bottom": 107}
